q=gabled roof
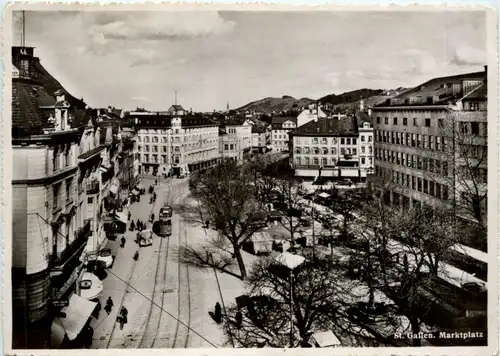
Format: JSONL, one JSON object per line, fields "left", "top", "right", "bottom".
{"left": 290, "top": 117, "right": 358, "bottom": 137}
{"left": 271, "top": 116, "right": 297, "bottom": 125}
{"left": 354, "top": 111, "right": 373, "bottom": 127}
{"left": 462, "top": 83, "right": 487, "bottom": 101}
{"left": 169, "top": 104, "right": 185, "bottom": 111}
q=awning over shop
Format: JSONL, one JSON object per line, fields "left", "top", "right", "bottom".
{"left": 53, "top": 294, "right": 97, "bottom": 341}
{"left": 79, "top": 272, "right": 103, "bottom": 301}
{"left": 50, "top": 321, "right": 66, "bottom": 348}
{"left": 131, "top": 189, "right": 140, "bottom": 196}
{"left": 114, "top": 212, "right": 128, "bottom": 224}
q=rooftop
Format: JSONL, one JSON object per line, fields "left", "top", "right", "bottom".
{"left": 463, "top": 83, "right": 487, "bottom": 101}
{"left": 290, "top": 117, "right": 358, "bottom": 137}
{"left": 374, "top": 69, "right": 486, "bottom": 108}
{"left": 271, "top": 116, "right": 297, "bottom": 125}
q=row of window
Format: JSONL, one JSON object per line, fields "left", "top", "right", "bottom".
{"left": 53, "top": 177, "right": 74, "bottom": 210}
{"left": 295, "top": 156, "right": 373, "bottom": 167}
{"left": 376, "top": 117, "right": 484, "bottom": 136}
{"left": 138, "top": 141, "right": 217, "bottom": 153}
{"left": 375, "top": 166, "right": 449, "bottom": 201}
{"left": 376, "top": 130, "right": 446, "bottom": 152}
{"left": 294, "top": 145, "right": 373, "bottom": 155}
{"left": 376, "top": 148, "right": 449, "bottom": 176}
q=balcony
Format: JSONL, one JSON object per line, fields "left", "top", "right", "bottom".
{"left": 50, "top": 220, "right": 91, "bottom": 271}
{"left": 86, "top": 180, "right": 99, "bottom": 194}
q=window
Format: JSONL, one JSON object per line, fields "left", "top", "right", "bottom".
{"left": 417, "top": 156, "right": 422, "bottom": 170}
{"left": 322, "top": 138, "right": 327, "bottom": 144}
{"left": 352, "top": 138, "right": 357, "bottom": 145}
{"left": 153, "top": 146, "right": 158, "bottom": 153}
{"left": 376, "top": 117, "right": 381, "bottom": 124}
{"left": 442, "top": 186, "right": 449, "bottom": 200}
{"left": 162, "top": 146, "right": 167, "bottom": 153}
{"left": 368, "top": 146, "right": 372, "bottom": 154}
{"left": 402, "top": 154, "right": 406, "bottom": 166}
{"left": 406, "top": 133, "right": 410, "bottom": 146}
{"left": 397, "top": 152, "right": 401, "bottom": 165}
{"left": 471, "top": 122, "right": 479, "bottom": 135}
{"left": 403, "top": 117, "right": 408, "bottom": 126}
{"left": 429, "top": 158, "right": 435, "bottom": 172}
{"left": 144, "top": 154, "right": 149, "bottom": 162}
{"left": 368, "top": 136, "right": 372, "bottom": 142}
{"left": 152, "top": 154, "right": 158, "bottom": 163}
{"left": 230, "top": 144, "right": 234, "bottom": 150}
{"left": 412, "top": 155, "right": 416, "bottom": 169}
{"left": 417, "top": 178, "right": 422, "bottom": 192}
{"left": 331, "top": 148, "right": 336, "bottom": 155}
{"left": 66, "top": 179, "right": 72, "bottom": 202}
{"left": 162, "top": 155, "right": 167, "bottom": 163}
{"left": 341, "top": 138, "right": 345, "bottom": 145}
{"left": 361, "top": 146, "right": 365, "bottom": 153}
{"left": 64, "top": 150, "right": 70, "bottom": 167}
{"left": 460, "top": 122, "right": 469, "bottom": 135}
{"left": 443, "top": 161, "right": 448, "bottom": 176}
{"left": 153, "top": 136, "right": 158, "bottom": 143}
{"left": 321, "top": 158, "right": 327, "bottom": 166}
{"left": 429, "top": 181, "right": 435, "bottom": 196}
{"left": 304, "top": 147, "right": 310, "bottom": 154}
{"left": 145, "top": 145, "right": 150, "bottom": 152}
{"left": 322, "top": 148, "right": 328, "bottom": 155}
{"left": 295, "top": 157, "right": 301, "bottom": 165}
{"left": 361, "top": 157, "right": 365, "bottom": 164}
{"left": 413, "top": 118, "right": 418, "bottom": 126}
{"left": 361, "top": 135, "right": 365, "bottom": 142}
{"left": 340, "top": 148, "right": 345, "bottom": 155}
{"left": 438, "top": 119, "right": 444, "bottom": 129}
{"left": 313, "top": 138, "right": 318, "bottom": 144}
{"left": 53, "top": 152, "right": 59, "bottom": 172}
{"left": 144, "top": 136, "right": 150, "bottom": 143}
{"left": 295, "top": 147, "right": 301, "bottom": 154}
{"left": 425, "top": 118, "right": 431, "bottom": 127}
{"left": 436, "top": 136, "right": 441, "bottom": 151}
{"left": 332, "top": 158, "right": 337, "bottom": 165}
{"left": 353, "top": 148, "right": 357, "bottom": 155}
{"left": 346, "top": 138, "right": 351, "bottom": 145}
{"left": 436, "top": 160, "right": 441, "bottom": 174}
{"left": 384, "top": 117, "right": 388, "bottom": 125}
{"left": 53, "top": 184, "right": 60, "bottom": 209}
{"left": 313, "top": 158, "right": 319, "bottom": 165}
{"left": 423, "top": 157, "right": 428, "bottom": 170}
{"left": 313, "top": 147, "right": 319, "bottom": 155}
{"left": 429, "top": 135, "right": 434, "bottom": 150}
{"left": 305, "top": 157, "right": 310, "bottom": 165}
{"left": 138, "top": 136, "right": 142, "bottom": 142}
{"left": 393, "top": 117, "right": 398, "bottom": 125}
{"left": 412, "top": 176, "right": 416, "bottom": 190}
{"left": 411, "top": 134, "right": 416, "bottom": 147}
{"left": 423, "top": 179, "right": 428, "bottom": 194}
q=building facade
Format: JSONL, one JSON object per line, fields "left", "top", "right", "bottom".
{"left": 251, "top": 125, "right": 271, "bottom": 154}
{"left": 355, "top": 111, "right": 375, "bottom": 175}
{"left": 11, "top": 46, "right": 92, "bottom": 348}
{"left": 271, "top": 116, "right": 297, "bottom": 152}
{"left": 372, "top": 68, "right": 487, "bottom": 217}
{"left": 219, "top": 118, "right": 253, "bottom": 162}
{"left": 130, "top": 111, "right": 220, "bottom": 177}
{"left": 290, "top": 117, "right": 365, "bottom": 180}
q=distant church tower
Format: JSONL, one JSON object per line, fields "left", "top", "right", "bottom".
{"left": 227, "top": 101, "right": 230, "bottom": 111}
{"left": 359, "top": 97, "right": 364, "bottom": 112}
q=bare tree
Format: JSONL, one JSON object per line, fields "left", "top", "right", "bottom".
{"left": 221, "top": 254, "right": 380, "bottom": 347}
{"left": 274, "top": 179, "right": 306, "bottom": 246}
{"left": 427, "top": 110, "right": 487, "bottom": 246}
{"left": 189, "top": 159, "right": 262, "bottom": 279}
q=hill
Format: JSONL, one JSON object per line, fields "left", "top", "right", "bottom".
{"left": 236, "top": 96, "right": 314, "bottom": 113}
{"left": 318, "top": 88, "right": 408, "bottom": 113}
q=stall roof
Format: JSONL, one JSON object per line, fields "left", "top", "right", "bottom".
{"left": 312, "top": 330, "right": 341, "bottom": 347}
{"left": 318, "top": 192, "right": 331, "bottom": 199}
{"left": 55, "top": 294, "right": 97, "bottom": 340}
{"left": 273, "top": 252, "right": 305, "bottom": 270}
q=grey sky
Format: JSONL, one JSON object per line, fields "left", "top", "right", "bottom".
{"left": 13, "top": 10, "right": 487, "bottom": 112}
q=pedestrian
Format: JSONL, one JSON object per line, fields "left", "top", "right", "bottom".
{"left": 106, "top": 296, "right": 114, "bottom": 314}
{"left": 214, "top": 302, "right": 222, "bottom": 323}
{"left": 136, "top": 219, "right": 140, "bottom": 230}
{"left": 130, "top": 220, "right": 135, "bottom": 231}
{"left": 235, "top": 311, "right": 242, "bottom": 329}
{"left": 120, "top": 236, "right": 126, "bottom": 248}
{"left": 86, "top": 326, "right": 94, "bottom": 348}
{"left": 128, "top": 211, "right": 131, "bottom": 221}
{"left": 205, "top": 220, "right": 210, "bottom": 229}
{"left": 155, "top": 179, "right": 158, "bottom": 185}
{"left": 133, "top": 251, "right": 139, "bottom": 261}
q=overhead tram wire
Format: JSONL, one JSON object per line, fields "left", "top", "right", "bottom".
{"left": 106, "top": 268, "right": 219, "bottom": 348}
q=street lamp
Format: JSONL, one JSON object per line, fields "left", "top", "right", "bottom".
{"left": 273, "top": 252, "right": 305, "bottom": 347}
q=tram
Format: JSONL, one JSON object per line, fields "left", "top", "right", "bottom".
{"left": 157, "top": 205, "right": 173, "bottom": 237}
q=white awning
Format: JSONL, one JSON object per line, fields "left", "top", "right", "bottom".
{"left": 55, "top": 294, "right": 97, "bottom": 340}
{"left": 318, "top": 192, "right": 331, "bottom": 199}
{"left": 50, "top": 321, "right": 66, "bottom": 348}
{"left": 79, "top": 272, "right": 104, "bottom": 301}
{"left": 273, "top": 252, "right": 305, "bottom": 270}
{"left": 115, "top": 212, "right": 128, "bottom": 224}
{"left": 311, "top": 330, "right": 341, "bottom": 347}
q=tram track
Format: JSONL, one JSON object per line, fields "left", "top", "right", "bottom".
{"left": 105, "top": 179, "right": 160, "bottom": 349}
{"left": 171, "top": 182, "right": 192, "bottom": 348}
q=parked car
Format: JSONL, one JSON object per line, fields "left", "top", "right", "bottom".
{"left": 97, "top": 248, "right": 115, "bottom": 268}
{"left": 138, "top": 230, "right": 153, "bottom": 247}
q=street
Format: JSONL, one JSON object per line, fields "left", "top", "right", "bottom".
{"left": 90, "top": 177, "right": 244, "bottom": 348}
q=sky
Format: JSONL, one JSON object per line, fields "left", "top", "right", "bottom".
{"left": 12, "top": 10, "right": 487, "bottom": 112}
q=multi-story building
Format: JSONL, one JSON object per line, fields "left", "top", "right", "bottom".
{"left": 219, "top": 117, "right": 253, "bottom": 162}
{"left": 355, "top": 111, "right": 375, "bottom": 175}
{"left": 129, "top": 110, "right": 219, "bottom": 177}
{"left": 11, "top": 46, "right": 93, "bottom": 348}
{"left": 372, "top": 67, "right": 487, "bottom": 219}
{"left": 271, "top": 116, "right": 297, "bottom": 152}
{"left": 251, "top": 125, "right": 271, "bottom": 154}
{"left": 290, "top": 116, "right": 364, "bottom": 180}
